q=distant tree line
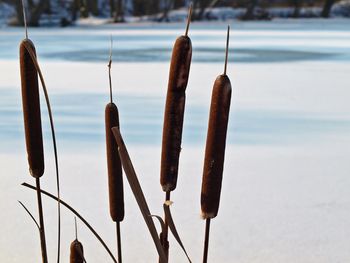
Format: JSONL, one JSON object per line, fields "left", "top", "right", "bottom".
{"left": 0, "top": 0, "right": 340, "bottom": 26}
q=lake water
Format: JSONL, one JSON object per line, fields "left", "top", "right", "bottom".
{"left": 1, "top": 19, "right": 350, "bottom": 262}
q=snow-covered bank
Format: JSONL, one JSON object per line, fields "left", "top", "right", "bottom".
{"left": 2, "top": 142, "right": 350, "bottom": 262}
{"left": 0, "top": 3, "right": 350, "bottom": 28}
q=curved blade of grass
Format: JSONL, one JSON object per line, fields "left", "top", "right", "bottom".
{"left": 22, "top": 182, "right": 118, "bottom": 263}
{"left": 164, "top": 202, "right": 192, "bottom": 262}
{"left": 23, "top": 40, "right": 62, "bottom": 263}
{"left": 18, "top": 200, "right": 40, "bottom": 230}
{"left": 150, "top": 215, "right": 166, "bottom": 235}
{"left": 111, "top": 127, "right": 167, "bottom": 263}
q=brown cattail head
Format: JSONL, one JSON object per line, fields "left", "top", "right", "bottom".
{"left": 167, "top": 36, "right": 192, "bottom": 92}
{"left": 105, "top": 102, "right": 124, "bottom": 222}
{"left": 160, "top": 35, "right": 192, "bottom": 192}
{"left": 201, "top": 74, "right": 232, "bottom": 219}
{"left": 70, "top": 239, "right": 84, "bottom": 263}
{"left": 20, "top": 39, "right": 44, "bottom": 178}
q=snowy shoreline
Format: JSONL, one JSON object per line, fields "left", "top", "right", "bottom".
{"left": 1, "top": 2, "right": 350, "bottom": 28}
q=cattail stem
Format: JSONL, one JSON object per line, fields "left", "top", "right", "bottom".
{"left": 202, "top": 219, "right": 211, "bottom": 263}
{"left": 116, "top": 222, "right": 122, "bottom": 263}
{"left": 35, "top": 178, "right": 48, "bottom": 263}
{"left": 161, "top": 191, "right": 171, "bottom": 261}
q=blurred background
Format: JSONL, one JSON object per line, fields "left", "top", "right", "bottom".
{"left": 0, "top": 0, "right": 350, "bottom": 27}
{"left": 1, "top": 1, "right": 350, "bottom": 263}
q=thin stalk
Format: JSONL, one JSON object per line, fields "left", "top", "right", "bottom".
{"left": 223, "top": 25, "right": 230, "bottom": 76}
{"left": 185, "top": 3, "right": 193, "bottom": 37}
{"left": 202, "top": 219, "right": 211, "bottom": 263}
{"left": 161, "top": 191, "right": 171, "bottom": 261}
{"left": 116, "top": 222, "right": 122, "bottom": 263}
{"left": 108, "top": 36, "right": 113, "bottom": 104}
{"left": 22, "top": 182, "right": 118, "bottom": 263}
{"left": 36, "top": 178, "right": 48, "bottom": 263}
{"left": 21, "top": 0, "right": 28, "bottom": 39}
{"left": 75, "top": 217, "right": 78, "bottom": 240}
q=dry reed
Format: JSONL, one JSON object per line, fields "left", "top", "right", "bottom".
{"left": 20, "top": 36, "right": 48, "bottom": 263}
{"left": 160, "top": 4, "right": 193, "bottom": 193}
{"left": 201, "top": 25, "right": 232, "bottom": 263}
{"left": 105, "top": 38, "right": 124, "bottom": 263}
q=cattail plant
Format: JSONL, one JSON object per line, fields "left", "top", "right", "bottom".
{"left": 19, "top": 1, "right": 47, "bottom": 262}
{"left": 19, "top": 1, "right": 62, "bottom": 261}
{"left": 159, "top": 4, "right": 193, "bottom": 259}
{"left": 201, "top": 26, "right": 232, "bottom": 263}
{"left": 105, "top": 38, "right": 124, "bottom": 263}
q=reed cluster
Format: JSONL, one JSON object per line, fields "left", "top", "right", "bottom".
{"left": 18, "top": 4, "right": 233, "bottom": 263}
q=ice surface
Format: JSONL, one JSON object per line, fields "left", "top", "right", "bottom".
{"left": 1, "top": 20, "right": 350, "bottom": 262}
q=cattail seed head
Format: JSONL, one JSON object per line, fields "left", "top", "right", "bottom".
{"left": 167, "top": 36, "right": 192, "bottom": 92}
{"left": 201, "top": 74, "right": 232, "bottom": 219}
{"left": 105, "top": 102, "right": 124, "bottom": 222}
{"left": 160, "top": 35, "right": 192, "bottom": 192}
{"left": 19, "top": 39, "right": 44, "bottom": 178}
{"left": 70, "top": 239, "right": 84, "bottom": 263}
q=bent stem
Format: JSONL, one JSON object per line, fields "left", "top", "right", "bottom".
{"left": 22, "top": 182, "right": 118, "bottom": 263}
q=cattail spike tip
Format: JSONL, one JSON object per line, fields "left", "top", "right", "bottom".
{"left": 185, "top": 3, "right": 193, "bottom": 36}
{"left": 224, "top": 25, "right": 230, "bottom": 75}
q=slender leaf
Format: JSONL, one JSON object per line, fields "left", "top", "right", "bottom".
{"left": 111, "top": 127, "right": 167, "bottom": 263}
{"left": 164, "top": 202, "right": 192, "bottom": 262}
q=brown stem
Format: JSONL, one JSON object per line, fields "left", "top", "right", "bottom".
{"left": 202, "top": 218, "right": 211, "bottom": 263}
{"left": 159, "top": 191, "right": 170, "bottom": 262}
{"left": 116, "top": 222, "right": 122, "bottom": 263}
{"left": 36, "top": 178, "right": 48, "bottom": 263}
{"left": 22, "top": 182, "right": 118, "bottom": 263}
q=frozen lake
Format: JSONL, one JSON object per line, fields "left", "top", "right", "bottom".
{"left": 1, "top": 19, "right": 350, "bottom": 262}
